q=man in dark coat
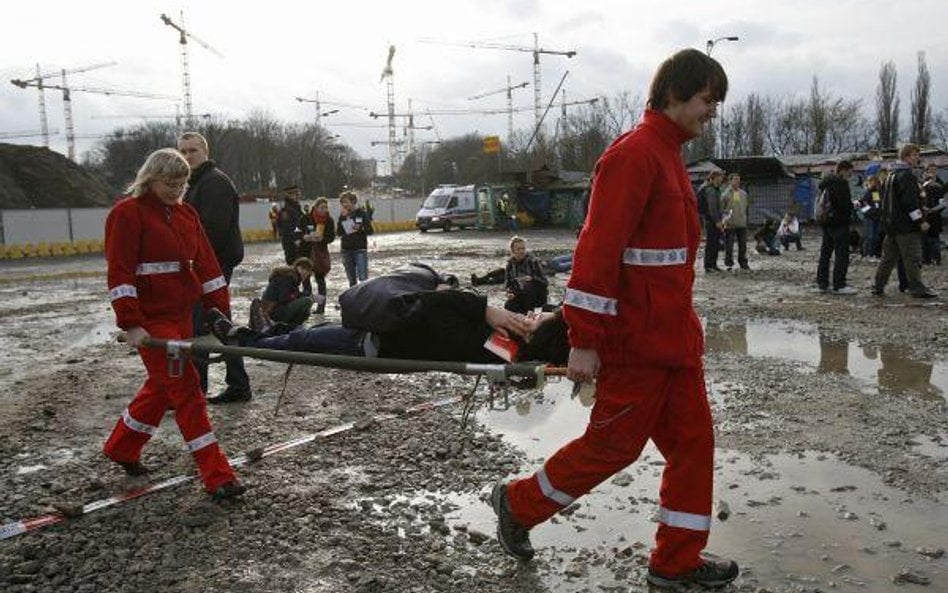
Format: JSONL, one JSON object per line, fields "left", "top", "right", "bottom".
{"left": 178, "top": 132, "right": 253, "bottom": 403}
{"left": 873, "top": 144, "right": 937, "bottom": 298}
{"left": 278, "top": 186, "right": 305, "bottom": 265}
{"left": 815, "top": 160, "right": 856, "bottom": 294}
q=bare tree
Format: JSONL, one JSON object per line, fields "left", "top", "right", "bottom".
{"left": 910, "top": 51, "right": 933, "bottom": 144}
{"left": 746, "top": 94, "right": 767, "bottom": 155}
{"left": 876, "top": 60, "right": 900, "bottom": 148}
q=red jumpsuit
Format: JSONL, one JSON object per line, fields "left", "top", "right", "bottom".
{"left": 506, "top": 110, "right": 713, "bottom": 576}
{"left": 104, "top": 191, "right": 237, "bottom": 492}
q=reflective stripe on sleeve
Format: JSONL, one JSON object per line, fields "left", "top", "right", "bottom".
{"left": 658, "top": 506, "right": 711, "bottom": 531}
{"left": 564, "top": 288, "right": 618, "bottom": 316}
{"left": 623, "top": 247, "right": 688, "bottom": 266}
{"left": 186, "top": 432, "right": 218, "bottom": 453}
{"left": 909, "top": 209, "right": 923, "bottom": 221}
{"left": 536, "top": 465, "right": 575, "bottom": 507}
{"left": 121, "top": 409, "right": 158, "bottom": 436}
{"left": 202, "top": 276, "right": 227, "bottom": 294}
{"left": 136, "top": 261, "right": 181, "bottom": 275}
{"left": 109, "top": 284, "right": 138, "bottom": 301}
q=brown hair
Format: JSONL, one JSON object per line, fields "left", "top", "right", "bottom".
{"left": 292, "top": 256, "right": 314, "bottom": 272}
{"left": 835, "top": 160, "right": 854, "bottom": 174}
{"left": 314, "top": 197, "right": 329, "bottom": 209}
{"left": 339, "top": 190, "right": 358, "bottom": 205}
{"left": 648, "top": 48, "right": 728, "bottom": 110}
{"left": 508, "top": 235, "right": 526, "bottom": 251}
{"left": 900, "top": 143, "right": 920, "bottom": 160}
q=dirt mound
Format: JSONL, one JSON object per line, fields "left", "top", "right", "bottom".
{"left": 0, "top": 143, "right": 112, "bottom": 208}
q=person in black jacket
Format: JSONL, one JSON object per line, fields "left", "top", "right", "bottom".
{"left": 177, "top": 132, "right": 253, "bottom": 404}
{"left": 873, "top": 145, "right": 937, "bottom": 298}
{"left": 337, "top": 191, "right": 374, "bottom": 286}
{"left": 256, "top": 257, "right": 316, "bottom": 328}
{"left": 697, "top": 170, "right": 725, "bottom": 272}
{"left": 210, "top": 288, "right": 570, "bottom": 367}
{"left": 278, "top": 186, "right": 305, "bottom": 265}
{"left": 815, "top": 160, "right": 857, "bottom": 294}
{"left": 921, "top": 163, "right": 944, "bottom": 265}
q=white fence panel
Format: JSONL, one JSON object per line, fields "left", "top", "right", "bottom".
{"left": 2, "top": 209, "right": 72, "bottom": 244}
{"left": 70, "top": 208, "right": 110, "bottom": 241}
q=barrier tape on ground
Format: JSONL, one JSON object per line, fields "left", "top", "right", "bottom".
{"left": 0, "top": 395, "right": 464, "bottom": 541}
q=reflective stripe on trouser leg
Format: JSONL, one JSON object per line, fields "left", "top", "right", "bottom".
{"left": 103, "top": 354, "right": 170, "bottom": 464}
{"left": 649, "top": 365, "right": 714, "bottom": 576}
{"left": 163, "top": 316, "right": 236, "bottom": 492}
{"left": 506, "top": 367, "right": 673, "bottom": 529}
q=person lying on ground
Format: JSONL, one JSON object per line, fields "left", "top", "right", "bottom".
{"left": 251, "top": 257, "right": 321, "bottom": 331}
{"left": 209, "top": 288, "right": 570, "bottom": 366}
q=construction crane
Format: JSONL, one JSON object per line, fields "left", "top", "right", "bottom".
{"left": 469, "top": 76, "right": 529, "bottom": 143}
{"left": 10, "top": 61, "right": 116, "bottom": 148}
{"left": 379, "top": 45, "right": 399, "bottom": 173}
{"left": 295, "top": 93, "right": 368, "bottom": 126}
{"left": 11, "top": 76, "right": 176, "bottom": 161}
{"left": 160, "top": 11, "right": 223, "bottom": 128}
{"left": 419, "top": 33, "right": 576, "bottom": 133}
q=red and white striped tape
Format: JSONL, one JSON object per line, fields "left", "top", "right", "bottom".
{"left": 0, "top": 395, "right": 464, "bottom": 541}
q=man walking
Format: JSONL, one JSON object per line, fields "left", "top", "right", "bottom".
{"left": 698, "top": 170, "right": 725, "bottom": 272}
{"left": 278, "top": 186, "right": 305, "bottom": 265}
{"left": 873, "top": 144, "right": 937, "bottom": 298}
{"left": 489, "top": 48, "right": 739, "bottom": 591}
{"left": 816, "top": 160, "right": 857, "bottom": 294}
{"left": 720, "top": 173, "right": 750, "bottom": 270}
{"left": 177, "top": 132, "right": 254, "bottom": 403}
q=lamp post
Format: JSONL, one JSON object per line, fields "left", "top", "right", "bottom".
{"left": 706, "top": 36, "right": 739, "bottom": 158}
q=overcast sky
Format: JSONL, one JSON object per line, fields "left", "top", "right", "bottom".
{"left": 4, "top": 0, "right": 948, "bottom": 172}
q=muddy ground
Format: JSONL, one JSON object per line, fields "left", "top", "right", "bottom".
{"left": 0, "top": 228, "right": 946, "bottom": 593}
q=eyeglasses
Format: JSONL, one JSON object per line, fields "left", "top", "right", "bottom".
{"left": 159, "top": 179, "right": 189, "bottom": 192}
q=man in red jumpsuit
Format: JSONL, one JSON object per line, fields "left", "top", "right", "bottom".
{"left": 104, "top": 148, "right": 244, "bottom": 499}
{"left": 491, "top": 49, "right": 739, "bottom": 590}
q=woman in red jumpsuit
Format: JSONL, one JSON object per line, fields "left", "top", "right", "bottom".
{"left": 103, "top": 148, "right": 244, "bottom": 500}
{"left": 491, "top": 49, "right": 738, "bottom": 590}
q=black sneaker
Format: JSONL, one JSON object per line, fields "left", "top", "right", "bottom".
{"left": 212, "top": 479, "right": 247, "bottom": 501}
{"left": 490, "top": 482, "right": 534, "bottom": 561}
{"left": 207, "top": 386, "right": 252, "bottom": 404}
{"left": 206, "top": 308, "right": 238, "bottom": 343}
{"left": 248, "top": 298, "right": 271, "bottom": 333}
{"left": 647, "top": 557, "right": 739, "bottom": 590}
{"left": 117, "top": 460, "right": 151, "bottom": 476}
{"left": 910, "top": 289, "right": 937, "bottom": 299}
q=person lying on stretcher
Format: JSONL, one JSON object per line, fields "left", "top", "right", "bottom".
{"left": 207, "top": 288, "right": 570, "bottom": 366}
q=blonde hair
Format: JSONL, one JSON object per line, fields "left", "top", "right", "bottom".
{"left": 127, "top": 149, "right": 190, "bottom": 197}
{"left": 177, "top": 131, "right": 209, "bottom": 153}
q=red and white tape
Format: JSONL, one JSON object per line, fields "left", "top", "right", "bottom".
{"left": 0, "top": 395, "right": 464, "bottom": 541}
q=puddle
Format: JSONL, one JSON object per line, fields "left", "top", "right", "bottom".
{"left": 704, "top": 319, "right": 948, "bottom": 401}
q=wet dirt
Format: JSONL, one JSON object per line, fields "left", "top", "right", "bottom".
{"left": 0, "top": 228, "right": 946, "bottom": 593}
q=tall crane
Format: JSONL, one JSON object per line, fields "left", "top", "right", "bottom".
{"left": 10, "top": 61, "right": 116, "bottom": 148}
{"left": 469, "top": 76, "right": 529, "bottom": 143}
{"left": 11, "top": 76, "right": 176, "bottom": 161}
{"left": 295, "top": 93, "right": 367, "bottom": 126}
{"left": 379, "top": 45, "right": 398, "bottom": 173}
{"left": 160, "top": 11, "right": 223, "bottom": 128}
{"left": 419, "top": 33, "right": 576, "bottom": 133}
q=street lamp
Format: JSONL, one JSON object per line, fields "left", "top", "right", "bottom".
{"left": 705, "top": 36, "right": 739, "bottom": 158}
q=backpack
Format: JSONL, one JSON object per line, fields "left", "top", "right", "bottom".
{"left": 814, "top": 188, "right": 833, "bottom": 225}
{"left": 338, "top": 263, "right": 453, "bottom": 333}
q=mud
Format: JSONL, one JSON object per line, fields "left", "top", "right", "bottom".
{"left": 0, "top": 228, "right": 946, "bottom": 593}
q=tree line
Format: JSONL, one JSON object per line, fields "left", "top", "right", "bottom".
{"left": 83, "top": 110, "right": 369, "bottom": 199}
{"left": 85, "top": 52, "right": 947, "bottom": 198}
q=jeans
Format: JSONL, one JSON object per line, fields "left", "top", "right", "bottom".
{"left": 313, "top": 274, "right": 327, "bottom": 313}
{"left": 244, "top": 323, "right": 367, "bottom": 356}
{"left": 779, "top": 233, "right": 803, "bottom": 250}
{"left": 816, "top": 225, "right": 851, "bottom": 290}
{"left": 192, "top": 265, "right": 251, "bottom": 395}
{"left": 342, "top": 249, "right": 369, "bottom": 287}
{"left": 724, "top": 227, "right": 748, "bottom": 268}
{"left": 862, "top": 218, "right": 882, "bottom": 257}
{"left": 547, "top": 254, "right": 573, "bottom": 273}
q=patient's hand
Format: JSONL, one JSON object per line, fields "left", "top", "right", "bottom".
{"left": 485, "top": 307, "right": 531, "bottom": 338}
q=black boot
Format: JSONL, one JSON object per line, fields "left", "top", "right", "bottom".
{"left": 118, "top": 460, "right": 151, "bottom": 476}
{"left": 490, "top": 482, "right": 534, "bottom": 561}
{"left": 205, "top": 308, "right": 238, "bottom": 344}
{"left": 207, "top": 386, "right": 252, "bottom": 404}
{"left": 212, "top": 479, "right": 247, "bottom": 501}
{"left": 647, "top": 556, "right": 739, "bottom": 590}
